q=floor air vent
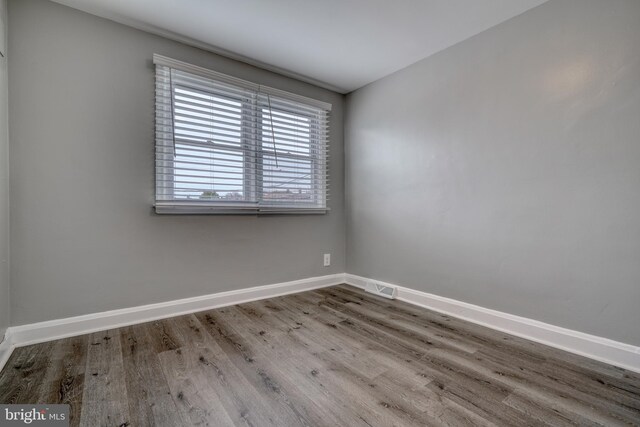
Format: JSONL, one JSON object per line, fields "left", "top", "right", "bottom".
{"left": 365, "top": 282, "right": 397, "bottom": 299}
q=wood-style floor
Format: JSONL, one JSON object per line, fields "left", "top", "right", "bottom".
{"left": 1, "top": 285, "right": 639, "bottom": 426}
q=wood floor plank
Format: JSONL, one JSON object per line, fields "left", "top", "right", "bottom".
{"left": 163, "top": 312, "right": 305, "bottom": 426}
{"left": 157, "top": 345, "right": 237, "bottom": 426}
{"left": 475, "top": 349, "right": 640, "bottom": 423}
{"left": 37, "top": 336, "right": 88, "bottom": 427}
{"left": 272, "top": 292, "right": 535, "bottom": 425}
{"left": 333, "top": 285, "right": 633, "bottom": 383}
{"left": 0, "top": 342, "right": 56, "bottom": 404}
{"left": 214, "top": 305, "right": 376, "bottom": 427}
{"left": 228, "top": 304, "right": 385, "bottom": 427}
{"left": 330, "top": 286, "right": 640, "bottom": 416}
{"left": 272, "top": 298, "right": 439, "bottom": 398}
{"left": 79, "top": 329, "right": 130, "bottom": 427}
{"left": 195, "top": 309, "right": 330, "bottom": 426}
{"left": 1, "top": 284, "right": 639, "bottom": 426}
{"left": 264, "top": 300, "right": 391, "bottom": 381}
{"left": 308, "top": 298, "right": 536, "bottom": 425}
{"left": 324, "top": 287, "right": 640, "bottom": 420}
{"left": 228, "top": 308, "right": 419, "bottom": 427}
{"left": 323, "top": 286, "right": 549, "bottom": 364}
{"left": 120, "top": 323, "right": 191, "bottom": 427}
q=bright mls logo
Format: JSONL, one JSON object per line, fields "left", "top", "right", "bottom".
{"left": 0, "top": 405, "right": 69, "bottom": 426}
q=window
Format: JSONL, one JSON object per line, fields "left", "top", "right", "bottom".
{"left": 154, "top": 55, "right": 330, "bottom": 214}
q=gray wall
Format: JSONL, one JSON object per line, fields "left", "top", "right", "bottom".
{"left": 0, "top": 0, "right": 9, "bottom": 340}
{"left": 8, "top": 0, "right": 345, "bottom": 325}
{"left": 346, "top": 0, "right": 640, "bottom": 346}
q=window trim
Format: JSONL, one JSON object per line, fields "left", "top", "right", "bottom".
{"left": 153, "top": 55, "right": 331, "bottom": 215}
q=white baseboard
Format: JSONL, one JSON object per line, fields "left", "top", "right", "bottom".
{"left": 3, "top": 272, "right": 638, "bottom": 375}
{"left": 0, "top": 331, "right": 13, "bottom": 374}
{"left": 345, "top": 273, "right": 640, "bottom": 374}
{"left": 0, "top": 273, "right": 344, "bottom": 372}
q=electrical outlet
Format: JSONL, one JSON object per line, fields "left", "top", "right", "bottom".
{"left": 323, "top": 253, "right": 331, "bottom": 267}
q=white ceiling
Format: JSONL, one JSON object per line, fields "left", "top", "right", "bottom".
{"left": 51, "top": 0, "right": 548, "bottom": 93}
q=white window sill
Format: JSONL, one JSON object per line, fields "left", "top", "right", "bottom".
{"left": 154, "top": 203, "right": 329, "bottom": 215}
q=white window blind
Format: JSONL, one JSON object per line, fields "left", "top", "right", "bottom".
{"left": 153, "top": 55, "right": 331, "bottom": 214}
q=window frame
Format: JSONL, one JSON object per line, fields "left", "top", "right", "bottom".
{"left": 257, "top": 104, "right": 321, "bottom": 208}
{"left": 153, "top": 55, "right": 330, "bottom": 215}
{"left": 172, "top": 82, "right": 255, "bottom": 204}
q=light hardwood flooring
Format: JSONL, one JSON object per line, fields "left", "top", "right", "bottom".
{"left": 1, "top": 285, "right": 639, "bottom": 426}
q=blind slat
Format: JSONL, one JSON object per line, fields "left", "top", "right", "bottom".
{"left": 155, "top": 150, "right": 328, "bottom": 165}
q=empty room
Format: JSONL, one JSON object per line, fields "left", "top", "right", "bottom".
{"left": 0, "top": 0, "right": 639, "bottom": 425}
